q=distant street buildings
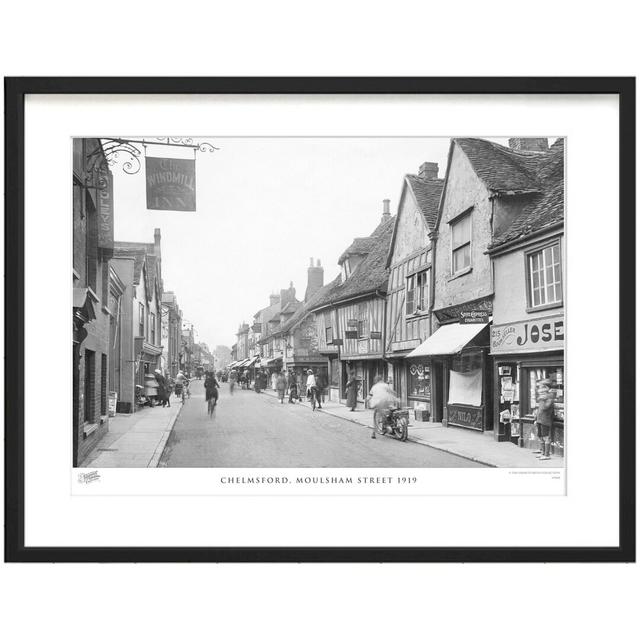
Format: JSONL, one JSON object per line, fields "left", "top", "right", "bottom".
{"left": 231, "top": 137, "right": 565, "bottom": 458}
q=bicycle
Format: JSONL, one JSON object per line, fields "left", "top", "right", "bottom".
{"left": 207, "top": 395, "right": 217, "bottom": 418}
{"left": 309, "top": 386, "right": 322, "bottom": 411}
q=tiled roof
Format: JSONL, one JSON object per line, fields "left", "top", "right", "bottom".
{"left": 406, "top": 175, "right": 444, "bottom": 230}
{"left": 455, "top": 138, "right": 549, "bottom": 193}
{"left": 279, "top": 275, "right": 343, "bottom": 334}
{"left": 339, "top": 237, "right": 377, "bottom": 264}
{"left": 310, "top": 216, "right": 395, "bottom": 310}
{"left": 489, "top": 139, "right": 565, "bottom": 248}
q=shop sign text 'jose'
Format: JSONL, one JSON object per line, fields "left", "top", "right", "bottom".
{"left": 146, "top": 157, "right": 196, "bottom": 211}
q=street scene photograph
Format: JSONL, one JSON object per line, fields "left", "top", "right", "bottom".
{"left": 73, "top": 135, "right": 565, "bottom": 469}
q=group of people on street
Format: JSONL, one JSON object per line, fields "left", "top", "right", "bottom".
{"left": 152, "top": 369, "right": 191, "bottom": 407}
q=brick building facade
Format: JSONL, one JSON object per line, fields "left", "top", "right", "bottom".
{"left": 72, "top": 138, "right": 115, "bottom": 466}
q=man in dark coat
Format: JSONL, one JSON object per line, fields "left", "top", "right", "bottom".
{"left": 345, "top": 371, "right": 359, "bottom": 411}
{"left": 154, "top": 369, "right": 170, "bottom": 407}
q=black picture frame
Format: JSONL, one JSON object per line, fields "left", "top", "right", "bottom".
{"left": 4, "top": 77, "right": 636, "bottom": 563}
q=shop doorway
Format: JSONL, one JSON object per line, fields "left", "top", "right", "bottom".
{"left": 432, "top": 361, "right": 444, "bottom": 422}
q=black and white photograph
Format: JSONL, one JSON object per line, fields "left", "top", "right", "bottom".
{"left": 73, "top": 135, "right": 565, "bottom": 472}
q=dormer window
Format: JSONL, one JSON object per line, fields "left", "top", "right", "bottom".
{"left": 341, "top": 259, "right": 351, "bottom": 283}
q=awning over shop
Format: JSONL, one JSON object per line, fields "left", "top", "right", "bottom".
{"left": 233, "top": 358, "right": 249, "bottom": 368}
{"left": 243, "top": 356, "right": 259, "bottom": 368}
{"left": 228, "top": 360, "right": 239, "bottom": 368}
{"left": 405, "top": 322, "right": 489, "bottom": 358}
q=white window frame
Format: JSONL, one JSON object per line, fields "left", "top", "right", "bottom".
{"left": 450, "top": 211, "right": 472, "bottom": 275}
{"left": 526, "top": 241, "right": 563, "bottom": 310}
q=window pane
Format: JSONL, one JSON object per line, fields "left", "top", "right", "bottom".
{"left": 554, "top": 283, "right": 562, "bottom": 301}
{"left": 452, "top": 215, "right": 470, "bottom": 248}
{"left": 533, "top": 288, "right": 541, "bottom": 306}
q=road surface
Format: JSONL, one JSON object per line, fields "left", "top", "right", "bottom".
{"left": 159, "top": 380, "right": 484, "bottom": 468}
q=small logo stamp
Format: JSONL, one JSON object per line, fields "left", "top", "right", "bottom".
{"left": 78, "top": 470, "right": 101, "bottom": 484}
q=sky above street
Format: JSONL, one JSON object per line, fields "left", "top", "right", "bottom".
{"left": 109, "top": 136, "right": 541, "bottom": 349}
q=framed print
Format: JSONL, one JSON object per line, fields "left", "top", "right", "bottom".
{"left": 4, "top": 77, "right": 635, "bottom": 562}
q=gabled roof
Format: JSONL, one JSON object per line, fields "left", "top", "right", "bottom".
{"left": 405, "top": 175, "right": 444, "bottom": 230}
{"left": 386, "top": 173, "right": 444, "bottom": 268}
{"left": 310, "top": 216, "right": 395, "bottom": 310}
{"left": 454, "top": 138, "right": 549, "bottom": 194}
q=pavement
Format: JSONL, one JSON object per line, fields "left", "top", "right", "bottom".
{"left": 261, "top": 387, "right": 565, "bottom": 468}
{"left": 83, "top": 380, "right": 564, "bottom": 468}
{"left": 158, "top": 380, "right": 483, "bottom": 468}
{"left": 81, "top": 399, "right": 182, "bottom": 468}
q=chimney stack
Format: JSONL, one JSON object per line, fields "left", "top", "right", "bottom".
{"left": 269, "top": 292, "right": 280, "bottom": 306}
{"left": 508, "top": 138, "right": 549, "bottom": 152}
{"left": 418, "top": 162, "right": 439, "bottom": 180}
{"left": 380, "top": 199, "right": 391, "bottom": 224}
{"left": 305, "top": 257, "right": 324, "bottom": 302}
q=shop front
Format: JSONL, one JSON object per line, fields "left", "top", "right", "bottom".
{"left": 491, "top": 315, "right": 565, "bottom": 455}
{"left": 406, "top": 322, "right": 492, "bottom": 431}
{"left": 341, "top": 356, "right": 387, "bottom": 406}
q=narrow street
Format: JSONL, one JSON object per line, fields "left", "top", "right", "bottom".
{"left": 158, "top": 380, "right": 484, "bottom": 467}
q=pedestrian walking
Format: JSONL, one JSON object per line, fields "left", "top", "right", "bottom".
{"left": 154, "top": 369, "right": 170, "bottom": 407}
{"left": 276, "top": 371, "right": 287, "bottom": 403}
{"left": 306, "top": 369, "right": 322, "bottom": 409}
{"left": 288, "top": 369, "right": 299, "bottom": 403}
{"left": 345, "top": 371, "right": 359, "bottom": 412}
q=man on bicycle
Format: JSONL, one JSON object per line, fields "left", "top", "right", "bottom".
{"left": 305, "top": 369, "right": 322, "bottom": 410}
{"left": 204, "top": 370, "right": 220, "bottom": 413}
{"left": 175, "top": 370, "right": 189, "bottom": 399}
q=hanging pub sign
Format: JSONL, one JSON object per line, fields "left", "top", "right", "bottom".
{"left": 97, "top": 168, "right": 114, "bottom": 249}
{"left": 347, "top": 319, "right": 358, "bottom": 328}
{"left": 146, "top": 157, "right": 196, "bottom": 211}
{"left": 345, "top": 330, "right": 359, "bottom": 339}
{"left": 370, "top": 331, "right": 382, "bottom": 340}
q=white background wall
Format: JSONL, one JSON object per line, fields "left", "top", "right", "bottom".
{"left": 1, "top": 4, "right": 638, "bottom": 640}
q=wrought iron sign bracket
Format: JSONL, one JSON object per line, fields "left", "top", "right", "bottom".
{"left": 86, "top": 137, "right": 219, "bottom": 176}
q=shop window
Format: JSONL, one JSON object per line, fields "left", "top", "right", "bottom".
{"left": 408, "top": 363, "right": 430, "bottom": 399}
{"left": 448, "top": 351, "right": 483, "bottom": 406}
{"left": 451, "top": 212, "right": 472, "bottom": 274}
{"left": 330, "top": 359, "right": 340, "bottom": 387}
{"left": 325, "top": 326, "right": 333, "bottom": 345}
{"left": 527, "top": 243, "right": 562, "bottom": 309}
{"left": 524, "top": 365, "right": 564, "bottom": 422}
